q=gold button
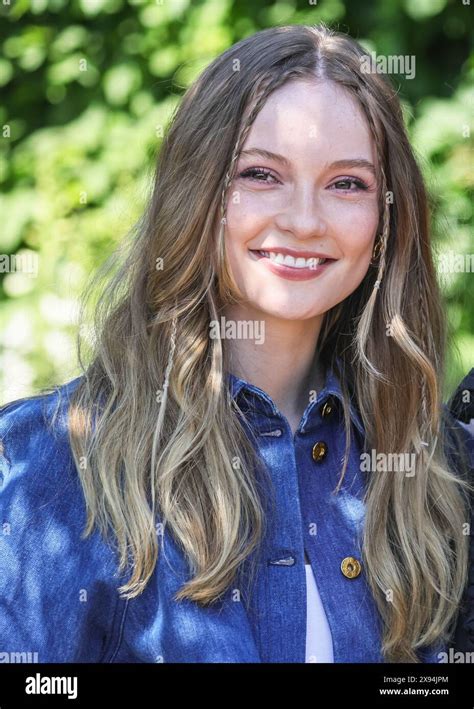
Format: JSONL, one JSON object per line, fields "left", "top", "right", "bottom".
{"left": 320, "top": 400, "right": 334, "bottom": 418}
{"left": 341, "top": 556, "right": 362, "bottom": 579}
{"left": 312, "top": 441, "right": 328, "bottom": 462}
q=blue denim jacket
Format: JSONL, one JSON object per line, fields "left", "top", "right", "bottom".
{"left": 0, "top": 366, "right": 471, "bottom": 663}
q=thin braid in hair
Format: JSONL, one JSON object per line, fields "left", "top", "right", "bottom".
{"left": 417, "top": 278, "right": 439, "bottom": 464}
{"left": 150, "top": 312, "right": 178, "bottom": 518}
{"left": 354, "top": 90, "right": 391, "bottom": 380}
{"left": 360, "top": 91, "right": 438, "bottom": 460}
{"left": 365, "top": 87, "right": 436, "bottom": 449}
{"left": 158, "top": 314, "right": 177, "bottom": 428}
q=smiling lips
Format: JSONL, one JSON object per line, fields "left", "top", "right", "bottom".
{"left": 249, "top": 247, "right": 337, "bottom": 281}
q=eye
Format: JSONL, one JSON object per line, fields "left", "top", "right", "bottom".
{"left": 238, "top": 167, "right": 280, "bottom": 184}
{"left": 330, "top": 177, "right": 369, "bottom": 192}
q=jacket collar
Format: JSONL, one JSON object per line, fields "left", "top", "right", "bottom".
{"left": 226, "top": 358, "right": 365, "bottom": 437}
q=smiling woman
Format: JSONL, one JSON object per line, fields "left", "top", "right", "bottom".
{"left": 0, "top": 23, "right": 473, "bottom": 666}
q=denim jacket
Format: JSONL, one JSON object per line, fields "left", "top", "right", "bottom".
{"left": 0, "top": 366, "right": 472, "bottom": 663}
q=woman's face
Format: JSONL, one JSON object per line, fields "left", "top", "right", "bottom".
{"left": 224, "top": 79, "right": 380, "bottom": 320}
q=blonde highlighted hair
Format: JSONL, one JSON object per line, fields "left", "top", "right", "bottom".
{"left": 68, "top": 23, "right": 472, "bottom": 662}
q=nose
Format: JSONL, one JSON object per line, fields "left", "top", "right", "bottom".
{"left": 274, "top": 185, "right": 328, "bottom": 240}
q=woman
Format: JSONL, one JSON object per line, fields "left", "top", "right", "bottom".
{"left": 0, "top": 23, "right": 473, "bottom": 664}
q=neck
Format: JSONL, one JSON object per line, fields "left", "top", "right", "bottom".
{"left": 223, "top": 303, "right": 325, "bottom": 423}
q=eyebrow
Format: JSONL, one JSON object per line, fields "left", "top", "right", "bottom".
{"left": 239, "top": 148, "right": 376, "bottom": 177}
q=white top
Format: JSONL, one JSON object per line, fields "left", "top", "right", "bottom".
{"left": 305, "top": 563, "right": 334, "bottom": 663}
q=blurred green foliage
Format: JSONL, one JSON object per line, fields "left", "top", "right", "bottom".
{"left": 0, "top": 0, "right": 472, "bottom": 404}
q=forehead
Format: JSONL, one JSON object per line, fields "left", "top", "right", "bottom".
{"left": 242, "top": 79, "right": 376, "bottom": 166}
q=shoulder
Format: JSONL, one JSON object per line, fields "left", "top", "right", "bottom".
{"left": 0, "top": 375, "right": 125, "bottom": 662}
{"left": 442, "top": 368, "right": 474, "bottom": 481}
{"left": 0, "top": 374, "right": 84, "bottom": 436}
{"left": 0, "top": 375, "right": 87, "bottom": 532}
{"left": 0, "top": 376, "right": 84, "bottom": 491}
{"left": 446, "top": 370, "right": 474, "bottom": 652}
{"left": 447, "top": 367, "right": 474, "bottom": 426}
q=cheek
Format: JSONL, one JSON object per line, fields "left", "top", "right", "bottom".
{"left": 223, "top": 205, "right": 251, "bottom": 285}
{"left": 330, "top": 205, "right": 379, "bottom": 297}
{"left": 334, "top": 203, "right": 379, "bottom": 257}
{"left": 225, "top": 193, "right": 268, "bottom": 241}
{"left": 224, "top": 199, "right": 265, "bottom": 275}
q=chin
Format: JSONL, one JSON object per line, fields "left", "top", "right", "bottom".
{"left": 253, "top": 299, "right": 327, "bottom": 321}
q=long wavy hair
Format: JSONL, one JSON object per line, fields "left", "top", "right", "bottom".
{"left": 68, "top": 23, "right": 472, "bottom": 662}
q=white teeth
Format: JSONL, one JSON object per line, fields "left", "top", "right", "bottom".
{"left": 263, "top": 252, "right": 327, "bottom": 268}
